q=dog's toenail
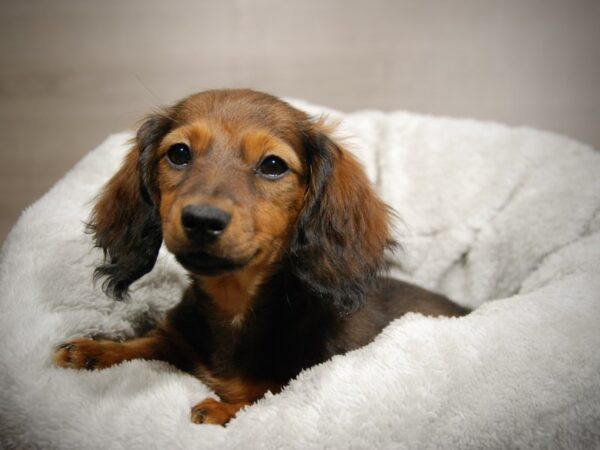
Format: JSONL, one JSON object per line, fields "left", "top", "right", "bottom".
{"left": 192, "top": 409, "right": 207, "bottom": 423}
{"left": 85, "top": 358, "right": 97, "bottom": 370}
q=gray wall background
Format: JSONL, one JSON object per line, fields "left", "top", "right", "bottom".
{"left": 1, "top": 0, "right": 599, "bottom": 242}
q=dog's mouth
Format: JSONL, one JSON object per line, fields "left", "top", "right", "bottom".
{"left": 175, "top": 251, "right": 250, "bottom": 276}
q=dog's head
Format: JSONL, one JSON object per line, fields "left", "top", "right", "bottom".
{"left": 90, "top": 89, "right": 393, "bottom": 313}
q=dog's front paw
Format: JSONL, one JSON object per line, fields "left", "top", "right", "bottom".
{"left": 53, "top": 338, "right": 123, "bottom": 370}
{"left": 191, "top": 398, "right": 246, "bottom": 426}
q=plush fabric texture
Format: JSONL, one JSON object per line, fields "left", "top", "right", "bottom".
{"left": 1, "top": 101, "right": 599, "bottom": 449}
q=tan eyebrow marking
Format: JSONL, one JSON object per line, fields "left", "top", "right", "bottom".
{"left": 160, "top": 120, "right": 214, "bottom": 156}
{"left": 242, "top": 129, "right": 302, "bottom": 174}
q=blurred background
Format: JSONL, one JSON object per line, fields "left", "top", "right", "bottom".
{"left": 1, "top": 0, "right": 599, "bottom": 243}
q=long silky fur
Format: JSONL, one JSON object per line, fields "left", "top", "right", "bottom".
{"left": 87, "top": 113, "right": 173, "bottom": 299}
{"left": 288, "top": 126, "right": 396, "bottom": 314}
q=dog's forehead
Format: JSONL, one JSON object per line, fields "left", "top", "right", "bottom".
{"left": 172, "top": 90, "right": 307, "bottom": 146}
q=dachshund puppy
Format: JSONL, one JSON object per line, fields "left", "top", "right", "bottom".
{"left": 55, "top": 89, "right": 467, "bottom": 425}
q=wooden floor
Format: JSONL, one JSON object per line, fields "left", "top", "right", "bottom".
{"left": 1, "top": 0, "right": 599, "bottom": 244}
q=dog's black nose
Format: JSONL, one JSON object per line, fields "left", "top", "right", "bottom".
{"left": 181, "top": 205, "right": 231, "bottom": 244}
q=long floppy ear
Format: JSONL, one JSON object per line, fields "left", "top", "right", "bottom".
{"left": 88, "top": 113, "right": 173, "bottom": 299}
{"left": 290, "top": 125, "right": 395, "bottom": 314}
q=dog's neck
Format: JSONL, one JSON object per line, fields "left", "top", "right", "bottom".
{"left": 194, "top": 243, "right": 292, "bottom": 326}
{"left": 195, "top": 265, "right": 271, "bottom": 325}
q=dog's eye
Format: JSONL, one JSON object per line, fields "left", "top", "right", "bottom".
{"left": 257, "top": 155, "right": 288, "bottom": 179}
{"left": 166, "top": 143, "right": 192, "bottom": 168}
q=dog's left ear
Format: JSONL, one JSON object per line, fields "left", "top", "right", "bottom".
{"left": 291, "top": 124, "right": 394, "bottom": 314}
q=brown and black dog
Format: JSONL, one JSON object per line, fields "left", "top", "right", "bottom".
{"left": 54, "top": 89, "right": 467, "bottom": 425}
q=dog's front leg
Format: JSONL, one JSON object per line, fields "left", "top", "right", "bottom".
{"left": 53, "top": 326, "right": 190, "bottom": 371}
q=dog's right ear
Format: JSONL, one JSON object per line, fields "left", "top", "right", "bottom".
{"left": 88, "top": 113, "right": 173, "bottom": 299}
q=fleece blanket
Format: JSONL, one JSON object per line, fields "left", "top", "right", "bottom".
{"left": 1, "top": 101, "right": 599, "bottom": 449}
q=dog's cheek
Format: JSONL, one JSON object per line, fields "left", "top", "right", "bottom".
{"left": 254, "top": 202, "right": 290, "bottom": 238}
{"left": 254, "top": 182, "right": 304, "bottom": 242}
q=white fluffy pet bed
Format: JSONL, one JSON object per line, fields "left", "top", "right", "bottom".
{"left": 1, "top": 101, "right": 599, "bottom": 449}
